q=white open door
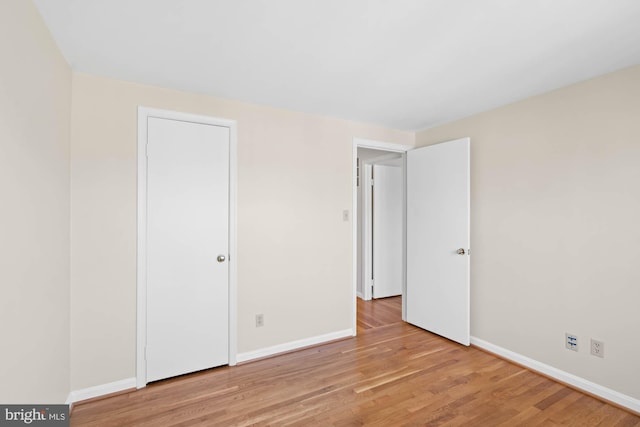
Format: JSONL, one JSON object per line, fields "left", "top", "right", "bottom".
{"left": 146, "top": 117, "right": 230, "bottom": 382}
{"left": 372, "top": 164, "right": 403, "bottom": 298}
{"left": 406, "top": 138, "right": 470, "bottom": 345}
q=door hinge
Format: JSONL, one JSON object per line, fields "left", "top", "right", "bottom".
{"left": 371, "top": 178, "right": 374, "bottom": 187}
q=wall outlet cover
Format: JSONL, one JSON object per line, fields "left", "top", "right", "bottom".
{"left": 590, "top": 339, "right": 604, "bottom": 358}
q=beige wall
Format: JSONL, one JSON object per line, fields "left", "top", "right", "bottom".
{"left": 69, "top": 73, "right": 413, "bottom": 390}
{"left": 416, "top": 65, "right": 640, "bottom": 400}
{"left": 0, "top": 0, "right": 71, "bottom": 403}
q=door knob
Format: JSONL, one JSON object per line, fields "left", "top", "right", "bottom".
{"left": 217, "top": 255, "right": 226, "bottom": 263}
{"left": 456, "top": 248, "right": 465, "bottom": 255}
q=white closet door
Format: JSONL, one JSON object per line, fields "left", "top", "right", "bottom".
{"left": 146, "top": 117, "right": 230, "bottom": 382}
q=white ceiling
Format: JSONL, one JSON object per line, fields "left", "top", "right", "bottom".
{"left": 33, "top": 0, "right": 640, "bottom": 131}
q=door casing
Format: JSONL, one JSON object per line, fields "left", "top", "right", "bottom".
{"left": 137, "top": 107, "right": 238, "bottom": 388}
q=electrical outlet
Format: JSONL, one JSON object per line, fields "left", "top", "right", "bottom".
{"left": 256, "top": 314, "right": 264, "bottom": 327}
{"left": 565, "top": 333, "right": 578, "bottom": 351}
{"left": 590, "top": 339, "right": 604, "bottom": 358}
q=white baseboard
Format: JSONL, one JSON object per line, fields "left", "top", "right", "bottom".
{"left": 471, "top": 337, "right": 640, "bottom": 414}
{"left": 237, "top": 329, "right": 353, "bottom": 363}
{"left": 66, "top": 377, "right": 136, "bottom": 405}
{"left": 66, "top": 330, "right": 353, "bottom": 404}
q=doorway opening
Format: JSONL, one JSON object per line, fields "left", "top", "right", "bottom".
{"left": 351, "top": 139, "right": 412, "bottom": 335}
{"left": 352, "top": 137, "right": 471, "bottom": 345}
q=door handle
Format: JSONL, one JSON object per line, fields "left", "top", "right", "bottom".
{"left": 217, "top": 255, "right": 226, "bottom": 263}
{"left": 456, "top": 248, "right": 465, "bottom": 255}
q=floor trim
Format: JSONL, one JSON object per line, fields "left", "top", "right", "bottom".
{"left": 66, "top": 331, "right": 354, "bottom": 404}
{"left": 471, "top": 336, "right": 640, "bottom": 414}
{"left": 237, "top": 329, "right": 353, "bottom": 363}
{"left": 66, "top": 377, "right": 136, "bottom": 405}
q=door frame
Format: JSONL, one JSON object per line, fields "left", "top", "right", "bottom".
{"left": 136, "top": 106, "right": 238, "bottom": 388}
{"left": 352, "top": 138, "right": 412, "bottom": 334}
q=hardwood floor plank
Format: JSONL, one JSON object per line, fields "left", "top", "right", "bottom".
{"left": 71, "top": 296, "right": 640, "bottom": 426}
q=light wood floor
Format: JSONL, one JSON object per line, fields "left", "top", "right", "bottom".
{"left": 71, "top": 297, "right": 639, "bottom": 426}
